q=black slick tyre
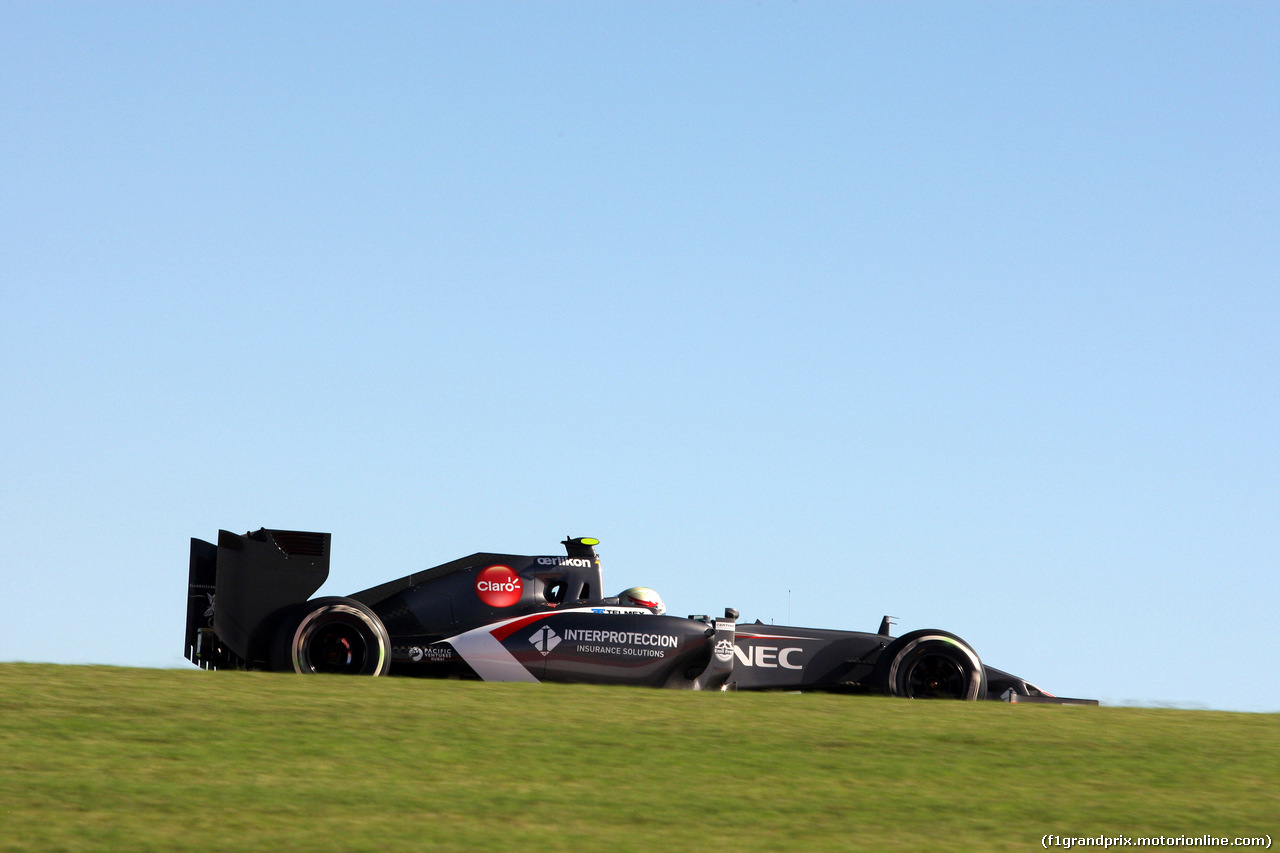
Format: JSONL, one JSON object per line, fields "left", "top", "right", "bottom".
{"left": 877, "top": 629, "right": 987, "bottom": 700}
{"left": 270, "top": 597, "right": 391, "bottom": 676}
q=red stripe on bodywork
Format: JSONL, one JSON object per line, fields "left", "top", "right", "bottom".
{"left": 489, "top": 612, "right": 556, "bottom": 642}
{"left": 736, "top": 633, "right": 815, "bottom": 641}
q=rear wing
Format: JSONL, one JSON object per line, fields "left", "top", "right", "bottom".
{"left": 184, "top": 529, "right": 331, "bottom": 669}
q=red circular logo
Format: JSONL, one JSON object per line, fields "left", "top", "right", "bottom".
{"left": 475, "top": 565, "right": 523, "bottom": 607}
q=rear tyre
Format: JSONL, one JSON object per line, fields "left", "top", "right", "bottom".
{"left": 271, "top": 597, "right": 391, "bottom": 676}
{"left": 878, "top": 630, "right": 987, "bottom": 700}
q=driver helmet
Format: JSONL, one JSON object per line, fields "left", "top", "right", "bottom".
{"left": 617, "top": 587, "right": 665, "bottom": 616}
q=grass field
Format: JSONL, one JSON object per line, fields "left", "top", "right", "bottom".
{"left": 1, "top": 664, "right": 1275, "bottom": 852}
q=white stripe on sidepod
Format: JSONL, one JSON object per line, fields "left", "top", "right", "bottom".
{"left": 447, "top": 621, "right": 540, "bottom": 683}
{"left": 446, "top": 607, "right": 654, "bottom": 683}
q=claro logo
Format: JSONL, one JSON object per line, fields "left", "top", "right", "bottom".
{"left": 475, "top": 565, "right": 524, "bottom": 607}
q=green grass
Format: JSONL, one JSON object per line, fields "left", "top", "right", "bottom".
{"left": 1, "top": 664, "right": 1276, "bottom": 852}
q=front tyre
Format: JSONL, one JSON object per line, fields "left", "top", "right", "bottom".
{"left": 271, "top": 597, "right": 391, "bottom": 676}
{"left": 879, "top": 630, "right": 987, "bottom": 700}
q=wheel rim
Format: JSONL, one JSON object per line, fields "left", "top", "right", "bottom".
{"left": 304, "top": 621, "right": 369, "bottom": 673}
{"left": 904, "top": 654, "right": 967, "bottom": 699}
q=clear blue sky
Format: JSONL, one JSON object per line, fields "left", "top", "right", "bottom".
{"left": 2, "top": 3, "right": 1276, "bottom": 712}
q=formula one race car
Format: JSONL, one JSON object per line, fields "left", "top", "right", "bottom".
{"left": 184, "top": 528, "right": 1095, "bottom": 703}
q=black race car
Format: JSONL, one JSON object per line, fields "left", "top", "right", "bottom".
{"left": 184, "top": 528, "right": 1095, "bottom": 703}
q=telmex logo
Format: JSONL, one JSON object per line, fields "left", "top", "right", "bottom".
{"left": 475, "top": 565, "right": 523, "bottom": 607}
{"left": 537, "top": 557, "right": 593, "bottom": 568}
